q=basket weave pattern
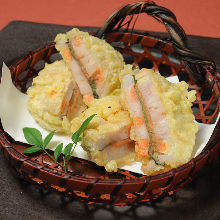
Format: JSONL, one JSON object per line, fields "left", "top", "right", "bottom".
{"left": 0, "top": 1, "right": 219, "bottom": 205}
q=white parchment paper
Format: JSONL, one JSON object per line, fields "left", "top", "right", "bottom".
{"left": 0, "top": 63, "right": 219, "bottom": 174}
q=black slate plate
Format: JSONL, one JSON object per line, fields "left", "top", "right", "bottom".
{"left": 0, "top": 21, "right": 220, "bottom": 220}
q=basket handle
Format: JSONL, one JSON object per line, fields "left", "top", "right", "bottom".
{"left": 96, "top": 1, "right": 215, "bottom": 85}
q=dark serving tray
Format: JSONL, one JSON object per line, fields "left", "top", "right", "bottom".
{"left": 0, "top": 21, "right": 220, "bottom": 220}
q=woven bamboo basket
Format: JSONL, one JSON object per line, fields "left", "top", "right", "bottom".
{"left": 0, "top": 1, "right": 219, "bottom": 206}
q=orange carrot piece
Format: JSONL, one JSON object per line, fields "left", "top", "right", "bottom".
{"left": 62, "top": 49, "right": 72, "bottom": 61}
{"left": 50, "top": 90, "right": 57, "bottom": 96}
{"left": 130, "top": 86, "right": 138, "bottom": 100}
{"left": 157, "top": 141, "right": 167, "bottom": 153}
{"left": 84, "top": 93, "right": 94, "bottom": 103}
{"left": 90, "top": 67, "right": 104, "bottom": 85}
{"left": 136, "top": 139, "right": 149, "bottom": 158}
{"left": 73, "top": 36, "right": 82, "bottom": 47}
{"left": 133, "top": 116, "right": 145, "bottom": 127}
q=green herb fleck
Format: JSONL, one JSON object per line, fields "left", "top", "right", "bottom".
{"left": 89, "top": 80, "right": 99, "bottom": 99}
{"left": 132, "top": 74, "right": 137, "bottom": 84}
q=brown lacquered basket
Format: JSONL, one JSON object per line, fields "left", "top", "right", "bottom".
{"left": 0, "top": 1, "right": 219, "bottom": 206}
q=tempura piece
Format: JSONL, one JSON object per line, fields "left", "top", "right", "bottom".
{"left": 27, "top": 60, "right": 86, "bottom": 132}
{"left": 55, "top": 28, "right": 124, "bottom": 101}
{"left": 120, "top": 65, "right": 198, "bottom": 175}
{"left": 65, "top": 95, "right": 135, "bottom": 171}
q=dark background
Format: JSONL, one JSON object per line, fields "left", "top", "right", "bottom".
{"left": 0, "top": 21, "right": 220, "bottom": 220}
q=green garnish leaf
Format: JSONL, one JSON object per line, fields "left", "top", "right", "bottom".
{"left": 44, "top": 130, "right": 55, "bottom": 149}
{"left": 71, "top": 133, "right": 79, "bottom": 144}
{"left": 72, "top": 114, "right": 96, "bottom": 144}
{"left": 64, "top": 143, "right": 73, "bottom": 158}
{"left": 54, "top": 143, "right": 63, "bottom": 160}
{"left": 22, "top": 114, "right": 96, "bottom": 172}
{"left": 23, "top": 127, "right": 43, "bottom": 147}
{"left": 23, "top": 146, "right": 42, "bottom": 154}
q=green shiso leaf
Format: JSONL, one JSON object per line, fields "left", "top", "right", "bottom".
{"left": 72, "top": 114, "right": 96, "bottom": 144}
{"left": 44, "top": 130, "right": 55, "bottom": 149}
{"left": 54, "top": 143, "right": 63, "bottom": 160}
{"left": 23, "top": 146, "right": 42, "bottom": 154}
{"left": 64, "top": 143, "right": 74, "bottom": 158}
{"left": 23, "top": 127, "right": 43, "bottom": 147}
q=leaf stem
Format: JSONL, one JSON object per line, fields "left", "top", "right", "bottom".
{"left": 64, "top": 143, "right": 77, "bottom": 171}
{"left": 63, "top": 156, "right": 67, "bottom": 172}
{"left": 43, "top": 149, "right": 64, "bottom": 169}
